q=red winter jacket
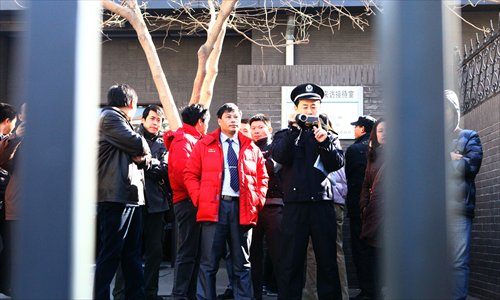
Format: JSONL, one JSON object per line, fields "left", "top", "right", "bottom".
{"left": 184, "top": 128, "right": 269, "bottom": 225}
{"left": 164, "top": 124, "right": 203, "bottom": 204}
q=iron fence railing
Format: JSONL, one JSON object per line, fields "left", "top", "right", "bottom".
{"left": 459, "top": 19, "right": 500, "bottom": 114}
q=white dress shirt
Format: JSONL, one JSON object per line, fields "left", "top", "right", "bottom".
{"left": 220, "top": 132, "right": 240, "bottom": 197}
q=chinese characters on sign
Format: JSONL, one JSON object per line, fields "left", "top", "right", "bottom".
{"left": 281, "top": 86, "right": 364, "bottom": 139}
{"left": 323, "top": 89, "right": 356, "bottom": 99}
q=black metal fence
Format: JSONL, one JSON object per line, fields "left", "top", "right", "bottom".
{"left": 459, "top": 19, "right": 500, "bottom": 114}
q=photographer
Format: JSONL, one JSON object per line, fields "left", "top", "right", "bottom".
{"left": 272, "top": 83, "right": 344, "bottom": 300}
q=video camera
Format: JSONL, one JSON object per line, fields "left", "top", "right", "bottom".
{"left": 295, "top": 114, "right": 319, "bottom": 127}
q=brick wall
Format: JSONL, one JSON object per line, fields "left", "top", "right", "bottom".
{"left": 462, "top": 94, "right": 500, "bottom": 299}
{"left": 250, "top": 16, "right": 377, "bottom": 66}
{"left": 295, "top": 17, "right": 377, "bottom": 65}
{"left": 101, "top": 35, "right": 251, "bottom": 129}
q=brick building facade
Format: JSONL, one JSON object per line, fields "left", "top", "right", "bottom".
{"left": 462, "top": 88, "right": 500, "bottom": 299}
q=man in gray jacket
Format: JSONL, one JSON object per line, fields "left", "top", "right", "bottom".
{"left": 94, "top": 84, "right": 151, "bottom": 300}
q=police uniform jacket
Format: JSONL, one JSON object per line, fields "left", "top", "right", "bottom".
{"left": 137, "top": 124, "right": 171, "bottom": 213}
{"left": 345, "top": 133, "right": 370, "bottom": 218}
{"left": 272, "top": 125, "right": 344, "bottom": 203}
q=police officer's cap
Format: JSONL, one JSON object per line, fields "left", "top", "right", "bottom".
{"left": 290, "top": 83, "right": 324, "bottom": 106}
{"left": 350, "top": 115, "right": 377, "bottom": 133}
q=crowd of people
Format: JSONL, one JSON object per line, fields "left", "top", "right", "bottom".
{"left": 0, "top": 83, "right": 483, "bottom": 300}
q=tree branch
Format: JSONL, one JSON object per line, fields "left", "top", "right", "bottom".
{"left": 102, "top": 0, "right": 182, "bottom": 130}
{"left": 199, "top": 16, "right": 228, "bottom": 107}
{"left": 189, "top": 0, "right": 237, "bottom": 105}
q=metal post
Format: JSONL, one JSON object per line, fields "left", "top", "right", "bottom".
{"left": 15, "top": 1, "right": 101, "bottom": 298}
{"left": 380, "top": 1, "right": 450, "bottom": 299}
{"left": 285, "top": 15, "right": 295, "bottom": 66}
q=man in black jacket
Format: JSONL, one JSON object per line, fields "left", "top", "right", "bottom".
{"left": 113, "top": 105, "right": 170, "bottom": 300}
{"left": 272, "top": 83, "right": 344, "bottom": 300}
{"left": 248, "top": 114, "right": 283, "bottom": 300}
{"left": 345, "top": 115, "right": 376, "bottom": 300}
{"left": 139, "top": 105, "right": 171, "bottom": 300}
{"left": 94, "top": 84, "right": 151, "bottom": 300}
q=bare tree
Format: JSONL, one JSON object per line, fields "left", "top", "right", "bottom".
{"left": 102, "top": 0, "right": 238, "bottom": 130}
{"left": 101, "top": 0, "right": 383, "bottom": 129}
{"left": 100, "top": 0, "right": 495, "bottom": 129}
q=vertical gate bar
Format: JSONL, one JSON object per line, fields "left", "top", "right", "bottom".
{"left": 379, "top": 1, "right": 450, "bottom": 299}
{"left": 14, "top": 1, "right": 101, "bottom": 299}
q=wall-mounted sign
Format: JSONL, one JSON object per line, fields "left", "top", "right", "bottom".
{"left": 281, "top": 86, "right": 364, "bottom": 139}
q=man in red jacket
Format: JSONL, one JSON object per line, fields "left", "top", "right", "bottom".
{"left": 184, "top": 103, "right": 269, "bottom": 300}
{"left": 164, "top": 104, "right": 210, "bottom": 300}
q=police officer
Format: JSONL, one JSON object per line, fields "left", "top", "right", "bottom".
{"left": 272, "top": 83, "right": 344, "bottom": 300}
{"left": 345, "top": 115, "right": 376, "bottom": 300}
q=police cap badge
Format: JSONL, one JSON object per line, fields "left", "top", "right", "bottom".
{"left": 290, "top": 83, "right": 325, "bottom": 106}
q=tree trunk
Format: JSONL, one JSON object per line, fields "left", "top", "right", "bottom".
{"left": 102, "top": 0, "right": 182, "bottom": 130}
{"left": 102, "top": 0, "right": 237, "bottom": 126}
{"left": 190, "top": 0, "right": 237, "bottom": 106}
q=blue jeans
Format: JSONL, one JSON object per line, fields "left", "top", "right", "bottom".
{"left": 450, "top": 215, "right": 472, "bottom": 300}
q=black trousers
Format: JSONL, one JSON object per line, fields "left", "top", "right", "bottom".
{"left": 94, "top": 203, "right": 144, "bottom": 300}
{"left": 0, "top": 220, "right": 14, "bottom": 296}
{"left": 114, "top": 208, "right": 165, "bottom": 300}
{"left": 349, "top": 216, "right": 372, "bottom": 296}
{"left": 278, "top": 201, "right": 341, "bottom": 300}
{"left": 249, "top": 205, "right": 283, "bottom": 300}
{"left": 360, "top": 244, "right": 381, "bottom": 300}
{"left": 172, "top": 199, "right": 200, "bottom": 300}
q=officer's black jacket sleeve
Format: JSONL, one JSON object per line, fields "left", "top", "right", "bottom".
{"left": 317, "top": 132, "right": 344, "bottom": 173}
{"left": 271, "top": 127, "right": 300, "bottom": 165}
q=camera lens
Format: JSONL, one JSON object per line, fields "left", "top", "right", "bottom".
{"left": 297, "top": 114, "right": 308, "bottom": 122}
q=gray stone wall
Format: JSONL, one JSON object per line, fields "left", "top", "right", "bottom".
{"left": 462, "top": 94, "right": 500, "bottom": 299}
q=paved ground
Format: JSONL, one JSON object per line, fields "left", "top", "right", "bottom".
{"left": 0, "top": 262, "right": 481, "bottom": 299}
{"left": 156, "top": 262, "right": 280, "bottom": 299}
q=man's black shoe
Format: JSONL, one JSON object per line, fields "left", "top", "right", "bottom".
{"left": 216, "top": 288, "right": 234, "bottom": 300}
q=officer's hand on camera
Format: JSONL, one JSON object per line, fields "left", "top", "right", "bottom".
{"left": 313, "top": 118, "right": 328, "bottom": 143}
